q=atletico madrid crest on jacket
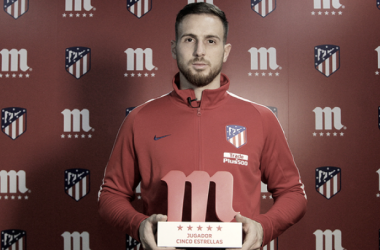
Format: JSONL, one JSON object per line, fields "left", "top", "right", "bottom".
{"left": 314, "top": 45, "right": 340, "bottom": 77}
{"left": 65, "top": 47, "right": 91, "bottom": 79}
{"left": 1, "top": 107, "right": 27, "bottom": 140}
{"left": 315, "top": 166, "right": 341, "bottom": 200}
{"left": 64, "top": 169, "right": 90, "bottom": 202}
{"left": 4, "top": 0, "right": 29, "bottom": 19}
{"left": 1, "top": 229, "right": 26, "bottom": 250}
{"left": 251, "top": 0, "right": 276, "bottom": 18}
{"left": 226, "top": 125, "right": 247, "bottom": 148}
{"left": 127, "top": 0, "right": 152, "bottom": 18}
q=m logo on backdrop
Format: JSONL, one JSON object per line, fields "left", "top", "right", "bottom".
{"left": 314, "top": 45, "right": 340, "bottom": 77}
{"left": 124, "top": 48, "right": 156, "bottom": 77}
{"left": 62, "top": 231, "right": 91, "bottom": 250}
{"left": 248, "top": 47, "right": 281, "bottom": 77}
{"left": 61, "top": 109, "right": 94, "bottom": 138}
{"left": 64, "top": 169, "right": 90, "bottom": 202}
{"left": 1, "top": 230, "right": 26, "bottom": 249}
{"left": 374, "top": 47, "right": 380, "bottom": 76}
{"left": 3, "top": 0, "right": 29, "bottom": 19}
{"left": 0, "top": 49, "right": 31, "bottom": 78}
{"left": 188, "top": 0, "right": 213, "bottom": 4}
{"left": 127, "top": 0, "right": 152, "bottom": 18}
{"left": 0, "top": 170, "right": 29, "bottom": 200}
{"left": 314, "top": 229, "right": 344, "bottom": 250}
{"left": 315, "top": 167, "right": 341, "bottom": 199}
{"left": 378, "top": 1, "right": 380, "bottom": 10}
{"left": 251, "top": 0, "right": 276, "bottom": 18}
{"left": 63, "top": 0, "right": 95, "bottom": 17}
{"left": 1, "top": 107, "right": 27, "bottom": 140}
{"left": 65, "top": 47, "right": 91, "bottom": 79}
{"left": 311, "top": 0, "right": 344, "bottom": 15}
{"left": 313, "top": 107, "right": 346, "bottom": 137}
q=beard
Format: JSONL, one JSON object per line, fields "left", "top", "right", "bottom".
{"left": 177, "top": 57, "right": 223, "bottom": 88}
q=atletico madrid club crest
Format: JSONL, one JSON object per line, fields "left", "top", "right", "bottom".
{"left": 378, "top": 106, "right": 380, "bottom": 130}
{"left": 126, "top": 107, "right": 136, "bottom": 117}
{"left": 314, "top": 45, "right": 340, "bottom": 77}
{"left": 1, "top": 229, "right": 26, "bottom": 250}
{"left": 251, "top": 0, "right": 276, "bottom": 18}
{"left": 126, "top": 234, "right": 140, "bottom": 250}
{"left": 316, "top": 166, "right": 341, "bottom": 200}
{"left": 4, "top": 0, "right": 29, "bottom": 19}
{"left": 1, "top": 107, "right": 27, "bottom": 140}
{"left": 65, "top": 47, "right": 91, "bottom": 79}
{"left": 127, "top": 0, "right": 152, "bottom": 18}
{"left": 226, "top": 125, "right": 247, "bottom": 148}
{"left": 64, "top": 169, "right": 90, "bottom": 202}
{"left": 266, "top": 106, "right": 278, "bottom": 117}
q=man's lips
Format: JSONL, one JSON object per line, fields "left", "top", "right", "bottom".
{"left": 192, "top": 62, "right": 209, "bottom": 70}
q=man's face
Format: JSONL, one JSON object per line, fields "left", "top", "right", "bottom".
{"left": 171, "top": 14, "right": 231, "bottom": 87}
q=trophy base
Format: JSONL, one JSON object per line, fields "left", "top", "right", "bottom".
{"left": 157, "top": 221, "right": 242, "bottom": 248}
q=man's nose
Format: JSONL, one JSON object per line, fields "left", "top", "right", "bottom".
{"left": 194, "top": 41, "right": 205, "bottom": 57}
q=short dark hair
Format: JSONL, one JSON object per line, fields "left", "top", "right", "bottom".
{"left": 175, "top": 3, "right": 229, "bottom": 43}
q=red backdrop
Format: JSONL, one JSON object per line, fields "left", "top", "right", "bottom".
{"left": 0, "top": 0, "right": 379, "bottom": 249}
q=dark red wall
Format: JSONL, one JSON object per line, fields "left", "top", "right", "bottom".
{"left": 0, "top": 0, "right": 379, "bottom": 249}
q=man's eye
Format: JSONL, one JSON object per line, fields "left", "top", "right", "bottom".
{"left": 208, "top": 40, "right": 216, "bottom": 44}
{"left": 185, "top": 38, "right": 193, "bottom": 42}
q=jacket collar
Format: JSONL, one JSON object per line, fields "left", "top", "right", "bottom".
{"left": 170, "top": 73, "right": 230, "bottom": 109}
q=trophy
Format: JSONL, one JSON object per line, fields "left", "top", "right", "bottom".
{"left": 157, "top": 170, "right": 242, "bottom": 248}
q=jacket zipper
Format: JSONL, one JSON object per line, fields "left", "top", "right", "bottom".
{"left": 197, "top": 107, "right": 202, "bottom": 170}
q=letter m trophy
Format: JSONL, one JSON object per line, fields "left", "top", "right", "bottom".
{"left": 157, "top": 171, "right": 242, "bottom": 248}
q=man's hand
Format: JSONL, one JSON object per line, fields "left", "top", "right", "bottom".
{"left": 233, "top": 213, "right": 263, "bottom": 250}
{"left": 138, "top": 214, "right": 176, "bottom": 250}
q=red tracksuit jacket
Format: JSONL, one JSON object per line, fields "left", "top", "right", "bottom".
{"left": 98, "top": 73, "right": 307, "bottom": 247}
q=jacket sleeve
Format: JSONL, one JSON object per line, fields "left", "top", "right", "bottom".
{"left": 251, "top": 107, "right": 307, "bottom": 246}
{"left": 98, "top": 110, "right": 148, "bottom": 242}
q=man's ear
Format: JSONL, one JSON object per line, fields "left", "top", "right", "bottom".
{"left": 223, "top": 43, "right": 232, "bottom": 63}
{"left": 171, "top": 40, "right": 177, "bottom": 60}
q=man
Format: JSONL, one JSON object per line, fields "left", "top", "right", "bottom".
{"left": 98, "top": 3, "right": 306, "bottom": 250}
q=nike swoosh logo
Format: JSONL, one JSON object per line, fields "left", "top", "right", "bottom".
{"left": 154, "top": 134, "right": 171, "bottom": 141}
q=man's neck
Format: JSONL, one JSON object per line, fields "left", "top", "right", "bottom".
{"left": 179, "top": 73, "right": 221, "bottom": 100}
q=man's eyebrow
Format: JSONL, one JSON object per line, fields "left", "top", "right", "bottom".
{"left": 180, "top": 33, "right": 197, "bottom": 39}
{"left": 205, "top": 35, "right": 221, "bottom": 40}
{"left": 180, "top": 33, "right": 221, "bottom": 40}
